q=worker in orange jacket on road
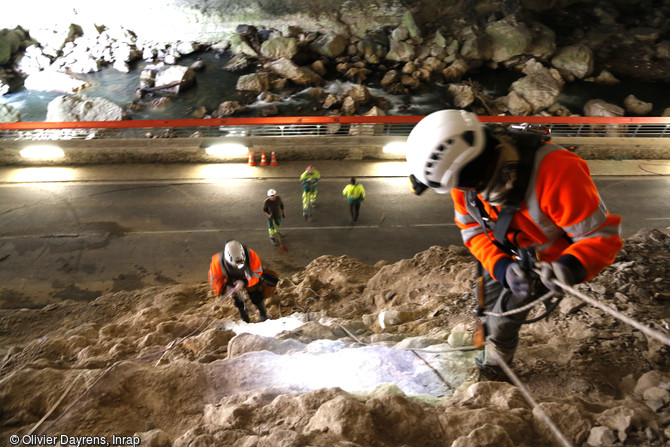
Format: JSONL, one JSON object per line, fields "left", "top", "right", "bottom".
{"left": 209, "top": 240, "right": 268, "bottom": 323}
{"left": 405, "top": 110, "right": 622, "bottom": 381}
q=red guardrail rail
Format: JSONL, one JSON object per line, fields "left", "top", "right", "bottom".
{"left": 2, "top": 115, "right": 670, "bottom": 130}
{"left": 2, "top": 115, "right": 670, "bottom": 140}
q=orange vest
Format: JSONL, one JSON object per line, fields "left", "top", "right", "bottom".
{"left": 208, "top": 248, "right": 263, "bottom": 296}
{"left": 452, "top": 145, "right": 622, "bottom": 283}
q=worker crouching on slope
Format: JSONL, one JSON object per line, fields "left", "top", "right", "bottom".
{"left": 405, "top": 110, "right": 623, "bottom": 380}
{"left": 209, "top": 240, "right": 270, "bottom": 323}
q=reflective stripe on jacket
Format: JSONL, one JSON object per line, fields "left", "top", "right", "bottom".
{"left": 208, "top": 248, "right": 263, "bottom": 296}
{"left": 451, "top": 144, "right": 622, "bottom": 283}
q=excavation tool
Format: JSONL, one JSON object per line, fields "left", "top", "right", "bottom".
{"left": 275, "top": 232, "right": 288, "bottom": 254}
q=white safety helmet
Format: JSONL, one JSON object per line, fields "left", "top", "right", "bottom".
{"left": 224, "top": 240, "right": 246, "bottom": 270}
{"left": 267, "top": 189, "right": 277, "bottom": 197}
{"left": 405, "top": 109, "right": 486, "bottom": 195}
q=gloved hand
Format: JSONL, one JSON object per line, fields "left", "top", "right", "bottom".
{"left": 228, "top": 279, "right": 245, "bottom": 294}
{"left": 282, "top": 212, "right": 285, "bottom": 218}
{"left": 505, "top": 262, "right": 531, "bottom": 299}
{"left": 539, "top": 261, "right": 576, "bottom": 292}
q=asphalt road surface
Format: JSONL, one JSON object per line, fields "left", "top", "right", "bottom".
{"left": 1, "top": 169, "right": 669, "bottom": 307}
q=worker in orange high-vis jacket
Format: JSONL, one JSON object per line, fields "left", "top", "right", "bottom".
{"left": 405, "top": 110, "right": 622, "bottom": 381}
{"left": 209, "top": 240, "right": 268, "bottom": 323}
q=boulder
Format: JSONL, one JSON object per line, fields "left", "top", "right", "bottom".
{"left": 460, "top": 26, "right": 492, "bottom": 60}
{"left": 236, "top": 72, "right": 272, "bottom": 92}
{"left": 509, "top": 63, "right": 564, "bottom": 113}
{"left": 357, "top": 29, "right": 389, "bottom": 64}
{"left": 380, "top": 70, "right": 399, "bottom": 87}
{"left": 655, "top": 40, "right": 670, "bottom": 59}
{"left": 229, "top": 33, "right": 258, "bottom": 57}
{"left": 349, "top": 106, "right": 386, "bottom": 136}
{"left": 310, "top": 60, "right": 327, "bottom": 76}
{"left": 260, "top": 36, "right": 298, "bottom": 60}
{"left": 532, "top": 402, "right": 591, "bottom": 445}
{"left": 153, "top": 65, "right": 196, "bottom": 94}
{"left": 0, "top": 27, "right": 30, "bottom": 64}
{"left": 584, "top": 99, "right": 624, "bottom": 117}
{"left": 24, "top": 70, "right": 89, "bottom": 93}
{"left": 0, "top": 103, "right": 21, "bottom": 122}
{"left": 223, "top": 53, "right": 253, "bottom": 72}
{"left": 267, "top": 58, "right": 323, "bottom": 86}
{"left": 305, "top": 395, "right": 375, "bottom": 445}
{"left": 344, "top": 84, "right": 371, "bottom": 104}
{"left": 46, "top": 94, "right": 124, "bottom": 121}
{"left": 0, "top": 36, "right": 13, "bottom": 65}
{"left": 400, "top": 11, "right": 422, "bottom": 42}
{"left": 623, "top": 94, "right": 653, "bottom": 116}
{"left": 551, "top": 44, "right": 594, "bottom": 81}
{"left": 504, "top": 91, "right": 533, "bottom": 116}
{"left": 392, "top": 26, "right": 410, "bottom": 42}
{"left": 211, "top": 101, "right": 248, "bottom": 118}
{"left": 341, "top": 96, "right": 357, "bottom": 115}
{"left": 385, "top": 39, "right": 415, "bottom": 62}
{"left": 452, "top": 424, "right": 514, "bottom": 447}
{"left": 310, "top": 33, "right": 348, "bottom": 58}
{"left": 485, "top": 17, "right": 532, "bottom": 62}
{"left": 591, "top": 70, "right": 620, "bottom": 85}
{"left": 526, "top": 22, "right": 556, "bottom": 60}
{"left": 448, "top": 83, "right": 475, "bottom": 108}
{"left": 0, "top": 79, "right": 9, "bottom": 96}
{"left": 587, "top": 426, "right": 617, "bottom": 447}
{"left": 29, "top": 23, "right": 83, "bottom": 58}
{"left": 442, "top": 58, "right": 470, "bottom": 82}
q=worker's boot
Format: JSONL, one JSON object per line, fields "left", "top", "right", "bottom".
{"left": 238, "top": 307, "right": 250, "bottom": 323}
{"left": 270, "top": 236, "right": 278, "bottom": 246}
{"left": 474, "top": 349, "right": 510, "bottom": 383}
{"left": 256, "top": 301, "right": 268, "bottom": 322}
{"left": 234, "top": 294, "right": 251, "bottom": 323}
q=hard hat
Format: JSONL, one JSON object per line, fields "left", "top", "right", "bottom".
{"left": 267, "top": 189, "right": 277, "bottom": 197}
{"left": 224, "top": 240, "right": 246, "bottom": 270}
{"left": 405, "top": 109, "right": 486, "bottom": 195}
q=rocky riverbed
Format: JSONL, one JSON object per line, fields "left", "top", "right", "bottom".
{"left": 3, "top": 1, "right": 670, "bottom": 123}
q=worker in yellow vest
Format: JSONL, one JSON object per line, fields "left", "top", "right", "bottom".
{"left": 342, "top": 177, "right": 366, "bottom": 224}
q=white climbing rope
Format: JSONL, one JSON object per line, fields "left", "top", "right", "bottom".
{"left": 487, "top": 349, "right": 574, "bottom": 447}
{"left": 538, "top": 272, "right": 670, "bottom": 347}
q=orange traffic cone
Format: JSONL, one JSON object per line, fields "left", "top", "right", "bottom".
{"left": 248, "top": 152, "right": 256, "bottom": 167}
{"left": 260, "top": 152, "right": 268, "bottom": 166}
{"left": 270, "top": 151, "right": 278, "bottom": 166}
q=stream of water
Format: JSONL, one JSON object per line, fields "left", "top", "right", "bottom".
{"left": 2, "top": 50, "right": 670, "bottom": 122}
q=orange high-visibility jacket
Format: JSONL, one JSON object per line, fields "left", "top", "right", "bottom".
{"left": 451, "top": 144, "right": 622, "bottom": 283}
{"left": 208, "top": 248, "right": 263, "bottom": 296}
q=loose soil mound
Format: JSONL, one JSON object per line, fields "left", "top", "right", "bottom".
{"left": 1, "top": 229, "right": 668, "bottom": 446}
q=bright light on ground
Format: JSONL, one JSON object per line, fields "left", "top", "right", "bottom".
{"left": 9, "top": 167, "right": 75, "bottom": 183}
{"left": 223, "top": 313, "right": 309, "bottom": 337}
{"left": 19, "top": 145, "right": 65, "bottom": 160}
{"left": 205, "top": 144, "right": 249, "bottom": 158}
{"left": 383, "top": 142, "right": 408, "bottom": 155}
{"left": 215, "top": 313, "right": 476, "bottom": 399}
{"left": 195, "top": 163, "right": 257, "bottom": 180}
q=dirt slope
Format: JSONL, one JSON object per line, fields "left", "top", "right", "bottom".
{"left": 0, "top": 228, "right": 668, "bottom": 446}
